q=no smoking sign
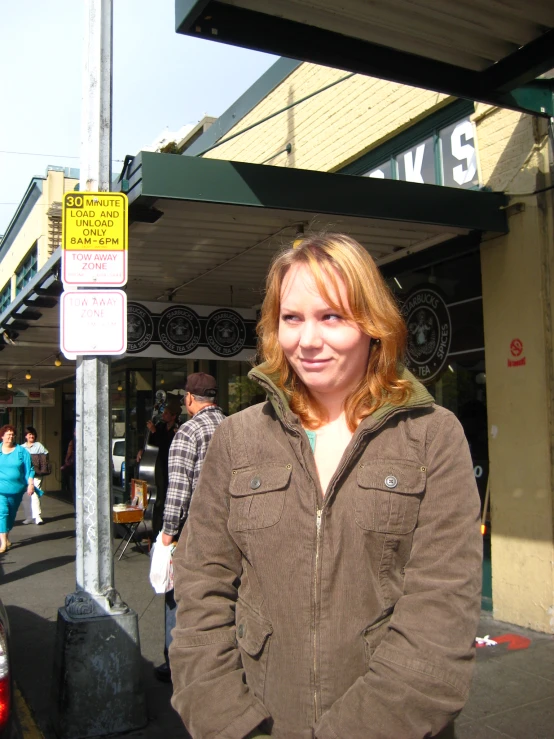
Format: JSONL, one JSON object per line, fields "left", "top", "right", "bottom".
{"left": 510, "top": 338, "right": 523, "bottom": 357}
{"left": 508, "top": 338, "right": 526, "bottom": 368}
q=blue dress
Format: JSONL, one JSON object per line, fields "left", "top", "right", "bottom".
{"left": 0, "top": 445, "right": 34, "bottom": 533}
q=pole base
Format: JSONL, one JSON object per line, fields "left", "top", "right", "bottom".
{"left": 51, "top": 603, "right": 147, "bottom": 738}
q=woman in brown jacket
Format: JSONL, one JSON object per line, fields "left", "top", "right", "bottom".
{"left": 170, "top": 233, "right": 482, "bottom": 738}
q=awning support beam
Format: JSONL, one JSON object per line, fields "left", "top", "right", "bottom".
{"left": 176, "top": 2, "right": 554, "bottom": 118}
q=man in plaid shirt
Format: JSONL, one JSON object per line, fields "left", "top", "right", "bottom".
{"left": 156, "top": 372, "right": 225, "bottom": 682}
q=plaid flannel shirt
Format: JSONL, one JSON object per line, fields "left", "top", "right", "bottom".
{"left": 162, "top": 405, "right": 226, "bottom": 537}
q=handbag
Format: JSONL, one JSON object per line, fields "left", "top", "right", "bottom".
{"left": 31, "top": 453, "right": 52, "bottom": 477}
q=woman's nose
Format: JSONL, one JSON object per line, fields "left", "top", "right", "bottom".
{"left": 299, "top": 320, "right": 323, "bottom": 348}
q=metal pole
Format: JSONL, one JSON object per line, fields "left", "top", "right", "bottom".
{"left": 74, "top": 0, "right": 114, "bottom": 608}
{"left": 51, "top": 2, "right": 146, "bottom": 735}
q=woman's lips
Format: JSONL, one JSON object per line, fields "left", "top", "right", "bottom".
{"left": 298, "top": 358, "right": 332, "bottom": 369}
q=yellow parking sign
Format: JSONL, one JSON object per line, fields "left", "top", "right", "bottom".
{"left": 62, "top": 192, "right": 128, "bottom": 286}
{"left": 63, "top": 191, "right": 127, "bottom": 250}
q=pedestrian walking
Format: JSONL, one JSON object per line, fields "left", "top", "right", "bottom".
{"left": 22, "top": 426, "right": 48, "bottom": 525}
{"left": 169, "top": 233, "right": 482, "bottom": 738}
{"left": 154, "top": 373, "right": 225, "bottom": 683}
{"left": 0, "top": 425, "right": 35, "bottom": 553}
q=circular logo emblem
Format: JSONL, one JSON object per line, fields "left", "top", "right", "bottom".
{"left": 126, "top": 302, "right": 154, "bottom": 353}
{"left": 401, "top": 287, "right": 451, "bottom": 384}
{"left": 205, "top": 309, "right": 246, "bottom": 357}
{"left": 158, "top": 306, "right": 201, "bottom": 355}
{"left": 384, "top": 475, "right": 398, "bottom": 489}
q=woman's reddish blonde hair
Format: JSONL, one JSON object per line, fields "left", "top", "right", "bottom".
{"left": 257, "top": 232, "right": 411, "bottom": 430}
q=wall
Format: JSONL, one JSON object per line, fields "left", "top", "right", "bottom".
{"left": 477, "top": 106, "right": 554, "bottom": 631}
{"left": 205, "top": 62, "right": 450, "bottom": 173}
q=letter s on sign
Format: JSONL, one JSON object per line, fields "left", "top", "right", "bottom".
{"left": 451, "top": 120, "right": 477, "bottom": 186}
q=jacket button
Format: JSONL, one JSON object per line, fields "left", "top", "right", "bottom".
{"left": 384, "top": 475, "right": 398, "bottom": 489}
{"left": 237, "top": 624, "right": 245, "bottom": 638}
{"left": 250, "top": 477, "right": 261, "bottom": 490}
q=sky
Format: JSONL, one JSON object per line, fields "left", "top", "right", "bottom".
{"left": 0, "top": 0, "right": 278, "bottom": 234}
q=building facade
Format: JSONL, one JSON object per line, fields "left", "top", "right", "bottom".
{"left": 0, "top": 166, "right": 79, "bottom": 491}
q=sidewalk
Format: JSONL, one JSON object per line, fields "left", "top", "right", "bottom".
{"left": 1, "top": 493, "right": 553, "bottom": 739}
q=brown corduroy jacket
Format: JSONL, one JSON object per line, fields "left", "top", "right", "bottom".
{"left": 170, "top": 367, "right": 482, "bottom": 739}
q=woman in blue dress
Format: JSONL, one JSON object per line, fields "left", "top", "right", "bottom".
{"left": 0, "top": 425, "right": 35, "bottom": 552}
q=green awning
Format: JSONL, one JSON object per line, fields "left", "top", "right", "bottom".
{"left": 121, "top": 152, "right": 507, "bottom": 306}
{"left": 175, "top": 1, "right": 554, "bottom": 117}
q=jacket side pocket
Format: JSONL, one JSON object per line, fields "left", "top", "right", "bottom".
{"left": 236, "top": 599, "right": 273, "bottom": 701}
{"left": 362, "top": 611, "right": 393, "bottom": 667}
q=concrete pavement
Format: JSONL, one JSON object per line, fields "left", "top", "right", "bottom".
{"left": 1, "top": 492, "right": 553, "bottom": 739}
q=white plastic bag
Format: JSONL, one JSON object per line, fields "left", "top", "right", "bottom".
{"left": 149, "top": 533, "right": 175, "bottom": 593}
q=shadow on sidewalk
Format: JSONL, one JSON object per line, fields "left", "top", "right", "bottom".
{"left": 7, "top": 605, "right": 58, "bottom": 736}
{"left": 13, "top": 512, "right": 76, "bottom": 526}
{"left": 1, "top": 556, "right": 75, "bottom": 585}
{"left": 6, "top": 604, "right": 190, "bottom": 739}
{"left": 9, "top": 530, "right": 76, "bottom": 549}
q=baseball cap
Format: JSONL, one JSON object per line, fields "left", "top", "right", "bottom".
{"left": 185, "top": 372, "right": 217, "bottom": 398}
{"left": 164, "top": 395, "right": 183, "bottom": 416}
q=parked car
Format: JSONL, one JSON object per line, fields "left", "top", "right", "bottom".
{"left": 0, "top": 598, "right": 17, "bottom": 739}
{"left": 111, "top": 438, "right": 125, "bottom": 487}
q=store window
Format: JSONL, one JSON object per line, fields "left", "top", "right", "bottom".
{"left": 15, "top": 242, "right": 38, "bottom": 294}
{"left": 388, "top": 250, "right": 487, "bottom": 479}
{"left": 387, "top": 249, "right": 491, "bottom": 607}
{"left": 0, "top": 284, "right": 10, "bottom": 313}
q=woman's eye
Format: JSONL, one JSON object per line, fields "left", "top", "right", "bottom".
{"left": 323, "top": 313, "right": 342, "bottom": 322}
{"left": 281, "top": 314, "right": 300, "bottom": 322}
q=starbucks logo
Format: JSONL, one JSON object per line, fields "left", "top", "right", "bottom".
{"left": 205, "top": 309, "right": 246, "bottom": 357}
{"left": 127, "top": 303, "right": 154, "bottom": 353}
{"left": 158, "top": 306, "right": 201, "bottom": 355}
{"left": 401, "top": 288, "right": 451, "bottom": 383}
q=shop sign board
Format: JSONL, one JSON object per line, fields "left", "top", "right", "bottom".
{"left": 0, "top": 388, "right": 55, "bottom": 408}
{"left": 62, "top": 192, "right": 128, "bottom": 287}
{"left": 60, "top": 290, "right": 127, "bottom": 359}
{"left": 126, "top": 301, "right": 257, "bottom": 361}
{"left": 367, "top": 116, "right": 478, "bottom": 189}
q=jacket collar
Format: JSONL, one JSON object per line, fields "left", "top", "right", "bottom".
{"left": 248, "top": 364, "right": 434, "bottom": 429}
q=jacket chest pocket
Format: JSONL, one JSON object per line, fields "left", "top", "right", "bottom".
{"left": 355, "top": 460, "right": 426, "bottom": 534}
{"left": 229, "top": 465, "right": 291, "bottom": 531}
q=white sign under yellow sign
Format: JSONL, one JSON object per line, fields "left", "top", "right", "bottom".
{"left": 62, "top": 191, "right": 128, "bottom": 287}
{"left": 60, "top": 289, "right": 127, "bottom": 359}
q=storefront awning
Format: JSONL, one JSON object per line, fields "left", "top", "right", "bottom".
{"left": 122, "top": 151, "right": 507, "bottom": 306}
{"left": 175, "top": 1, "right": 554, "bottom": 117}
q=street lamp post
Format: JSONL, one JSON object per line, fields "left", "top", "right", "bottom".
{"left": 51, "top": 2, "right": 146, "bottom": 736}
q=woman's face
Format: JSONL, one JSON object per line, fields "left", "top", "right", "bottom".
{"left": 3, "top": 429, "right": 15, "bottom": 446}
{"left": 278, "top": 264, "right": 371, "bottom": 405}
{"left": 25, "top": 432, "right": 36, "bottom": 444}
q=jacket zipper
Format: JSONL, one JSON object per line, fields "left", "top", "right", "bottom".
{"left": 314, "top": 507, "right": 322, "bottom": 721}
{"left": 311, "top": 406, "right": 417, "bottom": 720}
